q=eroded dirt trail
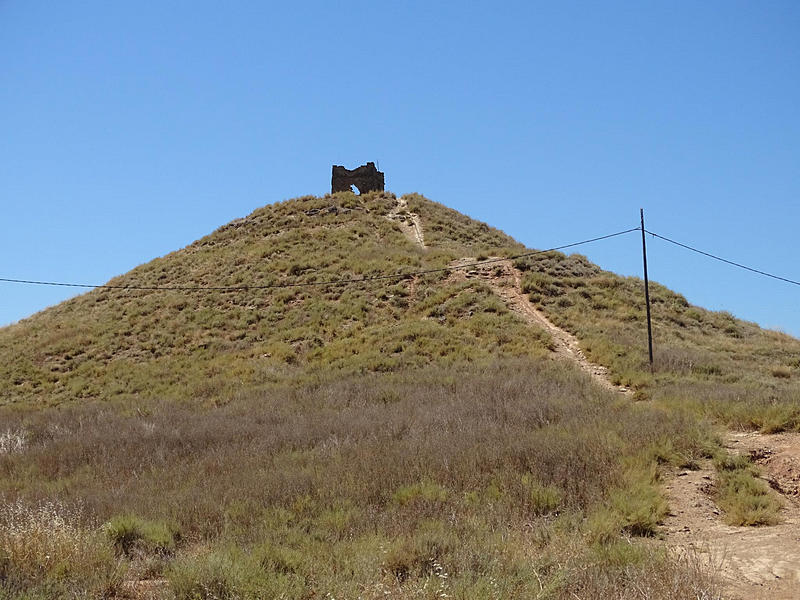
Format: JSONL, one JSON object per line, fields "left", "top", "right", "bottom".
{"left": 664, "top": 432, "right": 800, "bottom": 599}
{"left": 388, "top": 200, "right": 625, "bottom": 395}
{"left": 449, "top": 258, "right": 632, "bottom": 395}
{"left": 386, "top": 197, "right": 426, "bottom": 249}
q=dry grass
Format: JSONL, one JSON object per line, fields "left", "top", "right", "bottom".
{"left": 0, "top": 430, "right": 26, "bottom": 455}
{"left": 0, "top": 359, "right": 719, "bottom": 598}
{"left": 1, "top": 191, "right": 784, "bottom": 596}
{"left": 0, "top": 500, "right": 125, "bottom": 597}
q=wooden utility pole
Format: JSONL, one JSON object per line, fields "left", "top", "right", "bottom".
{"left": 640, "top": 209, "right": 654, "bottom": 369}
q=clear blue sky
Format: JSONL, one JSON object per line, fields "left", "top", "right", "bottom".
{"left": 2, "top": 1, "right": 799, "bottom": 335}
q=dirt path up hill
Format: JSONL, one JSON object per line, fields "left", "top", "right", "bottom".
{"left": 386, "top": 197, "right": 426, "bottom": 249}
{"left": 449, "top": 258, "right": 632, "bottom": 395}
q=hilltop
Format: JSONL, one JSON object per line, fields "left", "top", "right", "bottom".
{"left": 0, "top": 192, "right": 544, "bottom": 405}
{"left": 2, "top": 191, "right": 800, "bottom": 599}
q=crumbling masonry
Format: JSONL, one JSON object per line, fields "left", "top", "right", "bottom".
{"left": 331, "top": 162, "right": 385, "bottom": 194}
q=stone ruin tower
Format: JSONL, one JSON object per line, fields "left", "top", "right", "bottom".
{"left": 331, "top": 162, "right": 385, "bottom": 194}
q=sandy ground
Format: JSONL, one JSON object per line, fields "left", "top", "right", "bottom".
{"left": 664, "top": 432, "right": 800, "bottom": 599}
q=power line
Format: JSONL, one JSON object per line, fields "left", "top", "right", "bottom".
{"left": 0, "top": 227, "right": 640, "bottom": 293}
{"left": 645, "top": 229, "right": 800, "bottom": 288}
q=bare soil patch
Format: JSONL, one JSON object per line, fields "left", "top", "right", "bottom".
{"left": 386, "top": 197, "right": 426, "bottom": 249}
{"left": 664, "top": 431, "right": 800, "bottom": 599}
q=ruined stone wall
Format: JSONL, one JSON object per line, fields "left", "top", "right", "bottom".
{"left": 331, "top": 162, "right": 385, "bottom": 194}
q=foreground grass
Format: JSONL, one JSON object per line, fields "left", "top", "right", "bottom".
{"left": 0, "top": 500, "right": 125, "bottom": 598}
{"left": 0, "top": 359, "right": 720, "bottom": 598}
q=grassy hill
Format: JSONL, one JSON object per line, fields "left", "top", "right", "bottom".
{"left": 1, "top": 191, "right": 799, "bottom": 599}
{"left": 0, "top": 193, "right": 545, "bottom": 406}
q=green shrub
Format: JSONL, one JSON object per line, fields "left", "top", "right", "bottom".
{"left": 253, "top": 543, "right": 304, "bottom": 574}
{"left": 392, "top": 480, "right": 448, "bottom": 505}
{"left": 168, "top": 549, "right": 245, "bottom": 600}
{"left": 713, "top": 453, "right": 781, "bottom": 526}
{"left": 587, "top": 464, "right": 667, "bottom": 542}
{"left": 692, "top": 363, "right": 723, "bottom": 377}
{"left": 167, "top": 547, "right": 304, "bottom": 600}
{"left": 521, "top": 474, "right": 563, "bottom": 515}
{"left": 522, "top": 273, "right": 560, "bottom": 298}
{"left": 103, "top": 514, "right": 180, "bottom": 557}
{"left": 383, "top": 521, "right": 457, "bottom": 583}
{"left": 771, "top": 365, "right": 792, "bottom": 379}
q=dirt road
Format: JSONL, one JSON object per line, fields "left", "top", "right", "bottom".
{"left": 664, "top": 432, "right": 800, "bottom": 599}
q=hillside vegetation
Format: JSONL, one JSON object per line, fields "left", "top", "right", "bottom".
{"left": 0, "top": 193, "right": 541, "bottom": 406}
{"left": 515, "top": 250, "right": 800, "bottom": 430}
{"left": 1, "top": 191, "right": 798, "bottom": 598}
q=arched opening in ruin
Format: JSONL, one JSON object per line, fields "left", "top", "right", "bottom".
{"left": 350, "top": 184, "right": 360, "bottom": 194}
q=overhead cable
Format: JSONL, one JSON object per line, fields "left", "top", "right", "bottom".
{"left": 645, "top": 229, "right": 800, "bottom": 287}
{"left": 0, "top": 227, "right": 641, "bottom": 293}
